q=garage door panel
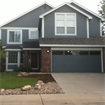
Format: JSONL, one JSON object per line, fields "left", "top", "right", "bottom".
{"left": 52, "top": 55, "right": 101, "bottom": 73}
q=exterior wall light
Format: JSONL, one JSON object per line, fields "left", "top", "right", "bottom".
{"left": 47, "top": 50, "right": 49, "bottom": 53}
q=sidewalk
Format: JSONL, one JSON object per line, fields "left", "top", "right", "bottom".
{"left": 0, "top": 94, "right": 105, "bottom": 105}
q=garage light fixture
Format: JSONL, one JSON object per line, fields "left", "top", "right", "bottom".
{"left": 47, "top": 50, "right": 49, "bottom": 53}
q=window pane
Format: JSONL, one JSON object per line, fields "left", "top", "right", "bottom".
{"left": 9, "top": 31, "right": 14, "bottom": 42}
{"left": 67, "top": 14, "right": 75, "bottom": 20}
{"left": 57, "top": 27, "right": 65, "bottom": 34}
{"left": 15, "top": 31, "right": 20, "bottom": 42}
{"left": 67, "top": 27, "right": 75, "bottom": 34}
{"left": 78, "top": 51, "right": 89, "bottom": 55}
{"left": 30, "top": 31, "right": 38, "bottom": 39}
{"left": 52, "top": 51, "right": 63, "bottom": 55}
{"left": 8, "top": 52, "right": 18, "bottom": 63}
{"left": 90, "top": 51, "right": 100, "bottom": 55}
{"left": 67, "top": 20, "right": 75, "bottom": 27}
{"left": 56, "top": 14, "right": 65, "bottom": 20}
{"left": 56, "top": 20, "right": 65, "bottom": 26}
{"left": 65, "top": 51, "right": 73, "bottom": 55}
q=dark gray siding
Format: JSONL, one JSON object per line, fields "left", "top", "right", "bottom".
{"left": 1, "top": 29, "right": 38, "bottom": 46}
{"left": 52, "top": 55, "right": 101, "bottom": 73}
{"left": 3, "top": 4, "right": 52, "bottom": 27}
{"left": 8, "top": 65, "right": 18, "bottom": 69}
{"left": 71, "top": 3, "right": 100, "bottom": 37}
{"left": 44, "top": 5, "right": 87, "bottom": 38}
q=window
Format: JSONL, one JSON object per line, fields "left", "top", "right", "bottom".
{"left": 90, "top": 51, "right": 100, "bottom": 55}
{"left": 78, "top": 51, "right": 89, "bottom": 55}
{"left": 55, "top": 13, "right": 76, "bottom": 35}
{"left": 8, "top": 52, "right": 18, "bottom": 63}
{"left": 52, "top": 51, "right": 63, "bottom": 55}
{"left": 29, "top": 28, "right": 38, "bottom": 39}
{"left": 7, "top": 30, "right": 22, "bottom": 44}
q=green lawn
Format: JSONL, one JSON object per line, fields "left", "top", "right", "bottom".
{"left": 0, "top": 73, "right": 39, "bottom": 89}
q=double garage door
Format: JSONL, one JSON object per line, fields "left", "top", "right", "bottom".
{"left": 52, "top": 49, "right": 102, "bottom": 73}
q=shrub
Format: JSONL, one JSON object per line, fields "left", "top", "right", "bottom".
{"left": 0, "top": 41, "right": 6, "bottom": 72}
{"left": 14, "top": 66, "right": 32, "bottom": 72}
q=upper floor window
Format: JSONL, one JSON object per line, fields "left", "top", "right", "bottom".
{"left": 55, "top": 13, "right": 76, "bottom": 35}
{"left": 7, "top": 30, "right": 22, "bottom": 44}
{"left": 29, "top": 28, "right": 38, "bottom": 39}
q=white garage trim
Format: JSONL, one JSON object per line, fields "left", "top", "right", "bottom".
{"left": 51, "top": 48, "right": 103, "bottom": 73}
{"left": 101, "top": 50, "right": 104, "bottom": 73}
{"left": 40, "top": 44, "right": 105, "bottom": 47}
{"left": 51, "top": 48, "right": 102, "bottom": 51}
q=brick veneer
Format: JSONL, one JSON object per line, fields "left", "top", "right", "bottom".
{"left": 103, "top": 48, "right": 105, "bottom": 73}
{"left": 24, "top": 51, "right": 29, "bottom": 68}
{"left": 42, "top": 47, "right": 51, "bottom": 73}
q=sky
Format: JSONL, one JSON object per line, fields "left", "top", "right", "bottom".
{"left": 0, "top": 0, "right": 101, "bottom": 26}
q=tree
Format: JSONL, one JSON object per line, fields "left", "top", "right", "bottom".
{"left": 98, "top": 0, "right": 105, "bottom": 35}
{"left": 0, "top": 41, "right": 6, "bottom": 72}
{"left": 98, "top": 0, "right": 105, "bottom": 18}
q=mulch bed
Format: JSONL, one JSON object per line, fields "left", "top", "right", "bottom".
{"left": 21, "top": 74, "right": 56, "bottom": 83}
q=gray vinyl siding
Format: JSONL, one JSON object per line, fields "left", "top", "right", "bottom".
{"left": 3, "top": 4, "right": 52, "bottom": 27}
{"left": 8, "top": 65, "right": 18, "bottom": 69}
{"left": 71, "top": 3, "right": 100, "bottom": 37}
{"left": 1, "top": 29, "right": 38, "bottom": 46}
{"left": 52, "top": 55, "right": 101, "bottom": 73}
{"left": 44, "top": 5, "right": 87, "bottom": 38}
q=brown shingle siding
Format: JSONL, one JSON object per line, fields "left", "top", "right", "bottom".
{"left": 39, "top": 37, "right": 105, "bottom": 45}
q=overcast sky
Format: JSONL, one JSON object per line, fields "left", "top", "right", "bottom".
{"left": 0, "top": 0, "right": 101, "bottom": 26}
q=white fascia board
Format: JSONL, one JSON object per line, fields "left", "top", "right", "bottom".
{"left": 0, "top": 2, "right": 54, "bottom": 28}
{"left": 1, "top": 27, "right": 38, "bottom": 29}
{"left": 70, "top": 0, "right": 102, "bottom": 20}
{"left": 87, "top": 18, "right": 89, "bottom": 38}
{"left": 4, "top": 49, "right": 22, "bottom": 51}
{"left": 39, "top": 2, "right": 92, "bottom": 19}
{"left": 40, "top": 44, "right": 105, "bottom": 47}
{"left": 23, "top": 48, "right": 41, "bottom": 50}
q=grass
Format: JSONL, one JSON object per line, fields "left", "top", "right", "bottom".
{"left": 0, "top": 73, "right": 39, "bottom": 89}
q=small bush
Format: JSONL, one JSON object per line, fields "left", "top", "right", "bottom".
{"left": 14, "top": 66, "right": 32, "bottom": 72}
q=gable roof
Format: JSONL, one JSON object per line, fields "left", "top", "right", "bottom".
{"left": 70, "top": 0, "right": 103, "bottom": 21}
{"left": 39, "top": 2, "right": 92, "bottom": 19}
{"left": 0, "top": 2, "right": 54, "bottom": 28}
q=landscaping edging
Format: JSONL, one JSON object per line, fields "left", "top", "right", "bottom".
{"left": 0, "top": 82, "right": 64, "bottom": 95}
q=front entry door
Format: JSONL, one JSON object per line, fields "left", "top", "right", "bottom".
{"left": 31, "top": 53, "right": 38, "bottom": 69}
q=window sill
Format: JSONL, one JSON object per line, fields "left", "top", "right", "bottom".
{"left": 55, "top": 34, "right": 77, "bottom": 36}
{"left": 7, "top": 42, "right": 22, "bottom": 44}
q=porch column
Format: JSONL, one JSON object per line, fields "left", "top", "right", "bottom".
{"left": 24, "top": 51, "right": 29, "bottom": 68}
{"left": 42, "top": 47, "right": 51, "bottom": 73}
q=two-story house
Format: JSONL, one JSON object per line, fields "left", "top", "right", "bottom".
{"left": 0, "top": 1, "right": 105, "bottom": 73}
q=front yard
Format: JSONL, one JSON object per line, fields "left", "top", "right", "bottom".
{"left": 0, "top": 73, "right": 39, "bottom": 89}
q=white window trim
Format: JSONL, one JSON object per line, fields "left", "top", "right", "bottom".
{"left": 6, "top": 51, "right": 21, "bottom": 71}
{"left": 55, "top": 13, "right": 77, "bottom": 36}
{"left": 7, "top": 30, "right": 22, "bottom": 44}
{"left": 29, "top": 28, "right": 39, "bottom": 39}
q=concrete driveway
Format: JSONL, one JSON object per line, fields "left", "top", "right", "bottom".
{"left": 0, "top": 73, "right": 105, "bottom": 105}
{"left": 52, "top": 73, "right": 105, "bottom": 95}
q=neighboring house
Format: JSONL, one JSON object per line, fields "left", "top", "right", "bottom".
{"left": 0, "top": 1, "right": 105, "bottom": 73}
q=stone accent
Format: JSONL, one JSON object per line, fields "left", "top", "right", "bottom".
{"left": 103, "top": 48, "right": 105, "bottom": 73}
{"left": 42, "top": 47, "right": 51, "bottom": 73}
{"left": 24, "top": 51, "right": 29, "bottom": 68}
